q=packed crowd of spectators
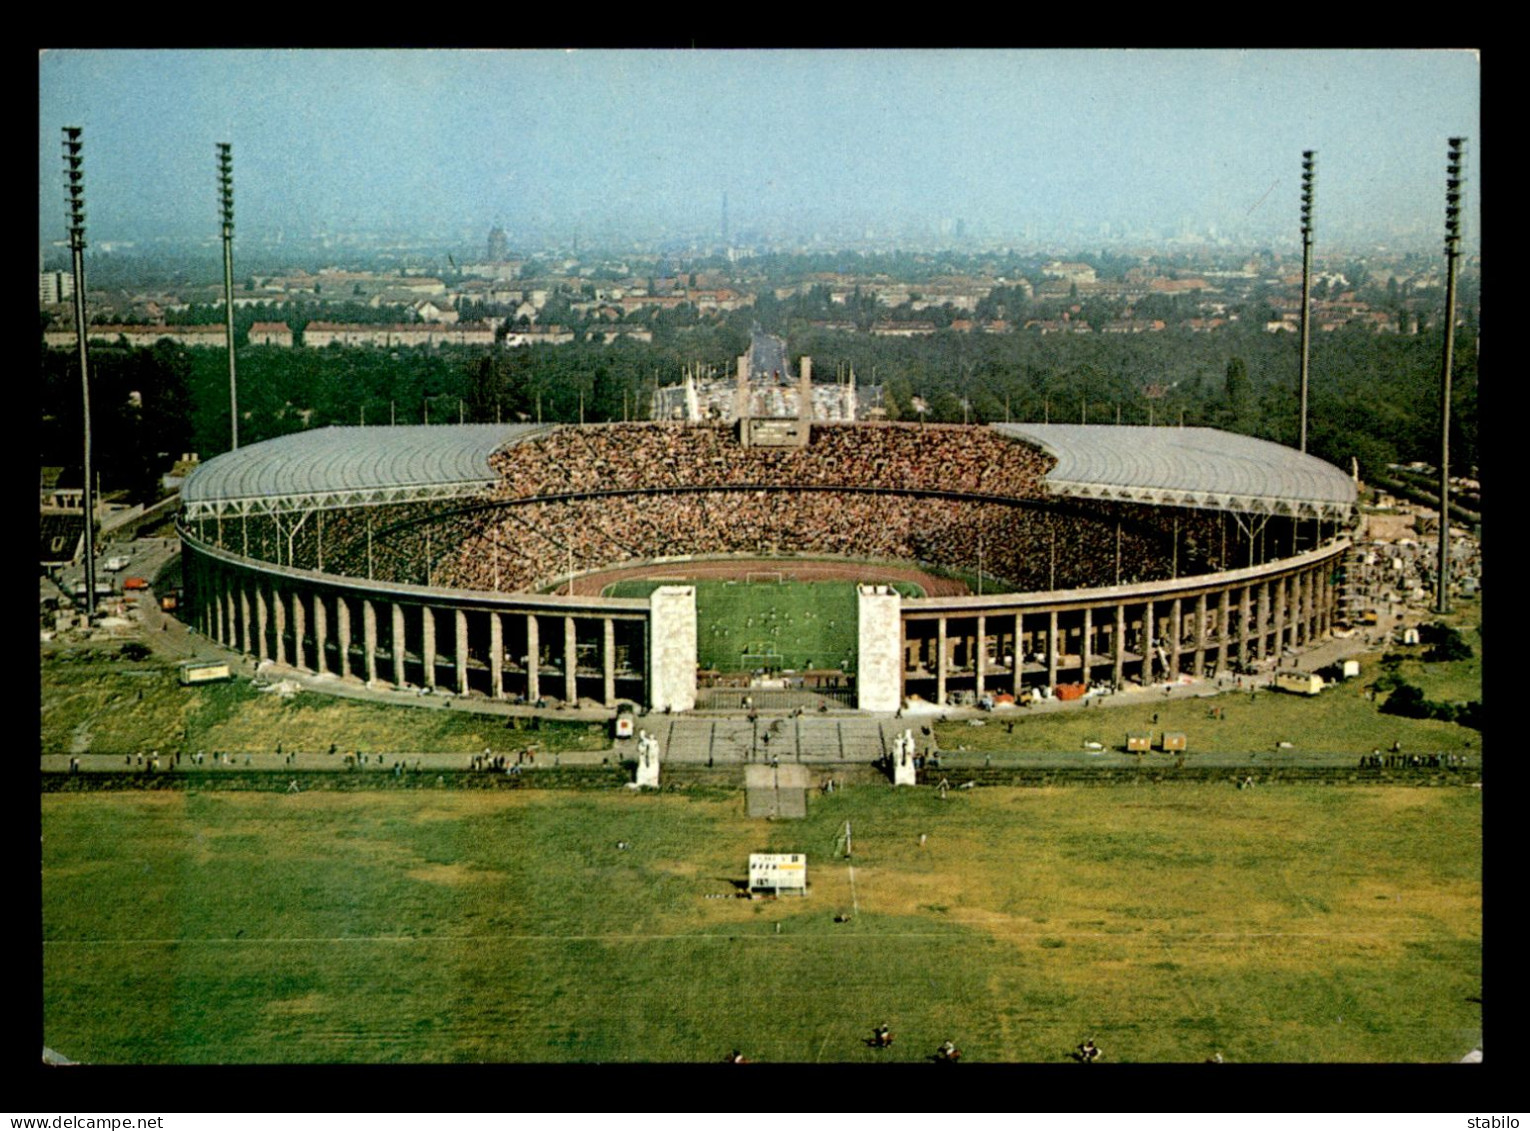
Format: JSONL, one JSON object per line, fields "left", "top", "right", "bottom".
{"left": 430, "top": 490, "right": 1221, "bottom": 596}
{"left": 485, "top": 422, "right": 1056, "bottom": 501}
{"left": 216, "top": 423, "right": 1229, "bottom": 597}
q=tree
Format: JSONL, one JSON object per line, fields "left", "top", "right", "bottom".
{"left": 1223, "top": 356, "right": 1253, "bottom": 433}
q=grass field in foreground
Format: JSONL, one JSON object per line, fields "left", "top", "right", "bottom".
{"left": 604, "top": 579, "right": 918, "bottom": 673}
{"left": 42, "top": 784, "right": 1480, "bottom": 1064}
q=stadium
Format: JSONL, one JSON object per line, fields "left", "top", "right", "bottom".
{"left": 177, "top": 406, "right": 1358, "bottom": 714}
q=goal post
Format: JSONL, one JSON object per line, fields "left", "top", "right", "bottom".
{"left": 741, "top": 648, "right": 785, "bottom": 670}
{"left": 746, "top": 570, "right": 785, "bottom": 585}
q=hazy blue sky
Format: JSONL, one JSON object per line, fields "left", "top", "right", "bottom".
{"left": 39, "top": 48, "right": 1480, "bottom": 251}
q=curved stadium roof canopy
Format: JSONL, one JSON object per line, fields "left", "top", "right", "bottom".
{"left": 182, "top": 422, "right": 1355, "bottom": 523}
{"left": 181, "top": 425, "right": 548, "bottom": 520}
{"left": 993, "top": 424, "right": 1355, "bottom": 522}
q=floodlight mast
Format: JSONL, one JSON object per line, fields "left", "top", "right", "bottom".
{"left": 1436, "top": 137, "right": 1467, "bottom": 616}
{"left": 64, "top": 127, "right": 95, "bottom": 618}
{"left": 1298, "top": 150, "right": 1315, "bottom": 454}
{"left": 218, "top": 143, "right": 239, "bottom": 450}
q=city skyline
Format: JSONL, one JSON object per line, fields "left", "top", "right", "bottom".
{"left": 39, "top": 48, "right": 1480, "bottom": 254}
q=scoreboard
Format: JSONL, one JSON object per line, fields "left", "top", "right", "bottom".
{"left": 748, "top": 853, "right": 807, "bottom": 895}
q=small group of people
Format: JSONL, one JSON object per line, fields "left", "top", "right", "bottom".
{"left": 729, "top": 1027, "right": 960, "bottom": 1061}
{"left": 1076, "top": 1038, "right": 1101, "bottom": 1063}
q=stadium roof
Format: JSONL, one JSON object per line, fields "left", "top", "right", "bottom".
{"left": 181, "top": 425, "right": 550, "bottom": 519}
{"left": 180, "top": 421, "right": 1355, "bottom": 523}
{"left": 992, "top": 424, "right": 1356, "bottom": 521}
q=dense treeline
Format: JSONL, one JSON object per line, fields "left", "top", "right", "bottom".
{"left": 790, "top": 322, "right": 1477, "bottom": 482}
{"left": 39, "top": 339, "right": 193, "bottom": 503}
{"left": 39, "top": 309, "right": 1474, "bottom": 504}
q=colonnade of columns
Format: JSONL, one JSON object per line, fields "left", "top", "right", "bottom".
{"left": 902, "top": 562, "right": 1333, "bottom": 703}
{"left": 187, "top": 550, "right": 645, "bottom": 707}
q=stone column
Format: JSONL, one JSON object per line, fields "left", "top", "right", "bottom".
{"left": 1047, "top": 609, "right": 1059, "bottom": 689}
{"left": 363, "top": 599, "right": 378, "bottom": 685}
{"left": 1239, "top": 585, "right": 1253, "bottom": 665}
{"left": 1142, "top": 600, "right": 1155, "bottom": 682}
{"left": 1012, "top": 611, "right": 1024, "bottom": 697}
{"left": 1256, "top": 581, "right": 1271, "bottom": 661}
{"left": 1216, "top": 589, "right": 1230, "bottom": 672}
{"left": 1082, "top": 607, "right": 1093, "bottom": 684}
{"left": 936, "top": 616, "right": 948, "bottom": 707}
{"left": 1319, "top": 567, "right": 1331, "bottom": 635}
{"left": 526, "top": 614, "right": 540, "bottom": 701}
{"left": 225, "top": 585, "right": 238, "bottom": 650}
{"left": 272, "top": 586, "right": 287, "bottom": 666}
{"left": 337, "top": 596, "right": 352, "bottom": 680}
{"left": 456, "top": 609, "right": 470, "bottom": 696}
{"left": 314, "top": 594, "right": 329, "bottom": 676}
{"left": 1273, "top": 576, "right": 1287, "bottom": 653}
{"left": 200, "top": 563, "right": 213, "bottom": 638}
{"left": 603, "top": 617, "right": 616, "bottom": 707}
{"left": 1193, "top": 592, "right": 1207, "bottom": 675}
{"left": 564, "top": 616, "right": 577, "bottom": 705}
{"left": 975, "top": 614, "right": 987, "bottom": 697}
{"left": 489, "top": 611, "right": 504, "bottom": 699}
{"left": 1113, "top": 603, "right": 1125, "bottom": 688}
{"left": 255, "top": 585, "right": 269, "bottom": 662}
{"left": 291, "top": 591, "right": 306, "bottom": 671}
{"left": 1302, "top": 569, "right": 1314, "bottom": 643}
{"left": 212, "top": 582, "right": 225, "bottom": 644}
{"left": 391, "top": 602, "right": 406, "bottom": 688}
{"left": 1170, "top": 596, "right": 1182, "bottom": 678}
{"left": 421, "top": 605, "right": 437, "bottom": 690}
{"left": 240, "top": 585, "right": 252, "bottom": 657}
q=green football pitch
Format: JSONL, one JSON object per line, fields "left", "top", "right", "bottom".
{"left": 604, "top": 579, "right": 922, "bottom": 672}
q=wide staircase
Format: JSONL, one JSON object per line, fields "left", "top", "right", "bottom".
{"left": 652, "top": 716, "right": 891, "bottom": 765}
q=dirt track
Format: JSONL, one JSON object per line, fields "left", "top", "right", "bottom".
{"left": 575, "top": 557, "right": 971, "bottom": 597}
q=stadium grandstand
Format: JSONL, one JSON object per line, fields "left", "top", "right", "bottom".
{"left": 178, "top": 419, "right": 1356, "bottom": 713}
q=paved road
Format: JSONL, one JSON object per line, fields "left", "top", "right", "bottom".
{"left": 750, "top": 326, "right": 790, "bottom": 382}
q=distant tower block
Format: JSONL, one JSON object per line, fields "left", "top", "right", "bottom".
{"left": 798, "top": 356, "right": 813, "bottom": 425}
{"left": 843, "top": 369, "right": 857, "bottom": 420}
{"left": 684, "top": 369, "right": 701, "bottom": 422}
